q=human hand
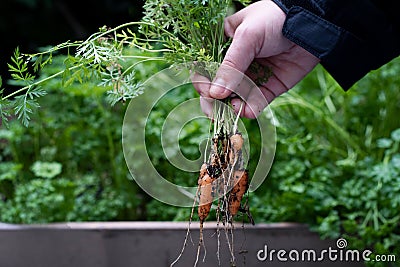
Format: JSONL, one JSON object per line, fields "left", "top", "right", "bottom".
{"left": 192, "top": 0, "right": 320, "bottom": 118}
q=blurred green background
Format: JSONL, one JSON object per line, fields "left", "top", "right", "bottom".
{"left": 1, "top": 1, "right": 400, "bottom": 266}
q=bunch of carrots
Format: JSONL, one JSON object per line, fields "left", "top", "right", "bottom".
{"left": 198, "top": 115, "right": 248, "bottom": 226}
{"left": 171, "top": 99, "right": 252, "bottom": 267}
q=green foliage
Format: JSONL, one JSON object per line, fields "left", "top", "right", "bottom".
{"left": 13, "top": 87, "right": 47, "bottom": 127}
{"left": 8, "top": 47, "right": 36, "bottom": 82}
{"left": 67, "top": 175, "right": 126, "bottom": 222}
{"left": 0, "top": 173, "right": 127, "bottom": 223}
{"left": 0, "top": 89, "right": 11, "bottom": 127}
{"left": 30, "top": 161, "right": 62, "bottom": 179}
{"left": 248, "top": 58, "right": 400, "bottom": 265}
{"left": 0, "top": 52, "right": 164, "bottom": 223}
{"left": 1, "top": 178, "right": 75, "bottom": 223}
{"left": 0, "top": 0, "right": 247, "bottom": 127}
{"left": 4, "top": 48, "right": 48, "bottom": 127}
{"left": 140, "top": 0, "right": 246, "bottom": 65}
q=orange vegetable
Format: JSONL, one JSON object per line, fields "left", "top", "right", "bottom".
{"left": 228, "top": 169, "right": 249, "bottom": 217}
{"left": 230, "top": 133, "right": 244, "bottom": 152}
{"left": 198, "top": 173, "right": 215, "bottom": 222}
{"left": 198, "top": 162, "right": 208, "bottom": 185}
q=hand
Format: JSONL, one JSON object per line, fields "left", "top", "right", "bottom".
{"left": 192, "top": 0, "right": 320, "bottom": 118}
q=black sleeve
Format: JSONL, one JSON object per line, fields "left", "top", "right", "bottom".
{"left": 271, "top": 0, "right": 400, "bottom": 90}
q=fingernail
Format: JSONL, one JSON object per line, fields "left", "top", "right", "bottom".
{"left": 210, "top": 78, "right": 227, "bottom": 96}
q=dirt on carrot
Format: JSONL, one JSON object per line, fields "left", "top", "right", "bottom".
{"left": 171, "top": 100, "right": 253, "bottom": 267}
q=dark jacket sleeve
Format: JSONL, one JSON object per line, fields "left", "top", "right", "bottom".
{"left": 271, "top": 0, "right": 400, "bottom": 90}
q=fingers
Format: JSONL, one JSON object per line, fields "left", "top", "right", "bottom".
{"left": 200, "top": 96, "right": 214, "bottom": 118}
{"left": 209, "top": 28, "right": 259, "bottom": 99}
{"left": 194, "top": 70, "right": 284, "bottom": 119}
{"left": 191, "top": 72, "right": 214, "bottom": 118}
{"left": 230, "top": 73, "right": 289, "bottom": 118}
{"left": 231, "top": 89, "right": 269, "bottom": 119}
{"left": 191, "top": 57, "right": 280, "bottom": 119}
{"left": 191, "top": 72, "right": 212, "bottom": 97}
{"left": 208, "top": 2, "right": 269, "bottom": 100}
{"left": 208, "top": 0, "right": 287, "bottom": 101}
{"left": 223, "top": 3, "right": 245, "bottom": 38}
{"left": 190, "top": 1, "right": 297, "bottom": 119}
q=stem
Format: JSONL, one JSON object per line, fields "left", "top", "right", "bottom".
{"left": 122, "top": 56, "right": 164, "bottom": 60}
{"left": 361, "top": 209, "right": 372, "bottom": 228}
{"left": 84, "top": 22, "right": 149, "bottom": 43}
{"left": 204, "top": 113, "right": 214, "bottom": 163}
{"left": 373, "top": 202, "right": 380, "bottom": 230}
{"left": 128, "top": 42, "right": 173, "bottom": 53}
{"left": 233, "top": 101, "right": 244, "bottom": 134}
{"left": 3, "top": 64, "right": 82, "bottom": 100}
{"left": 24, "top": 41, "right": 82, "bottom": 58}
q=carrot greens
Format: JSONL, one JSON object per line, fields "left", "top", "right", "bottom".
{"left": 0, "top": 0, "right": 250, "bottom": 127}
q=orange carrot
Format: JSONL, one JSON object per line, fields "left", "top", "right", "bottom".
{"left": 198, "top": 162, "right": 208, "bottom": 185}
{"left": 228, "top": 169, "right": 249, "bottom": 217}
{"left": 229, "top": 133, "right": 243, "bottom": 167}
{"left": 198, "top": 173, "right": 215, "bottom": 222}
{"left": 230, "top": 133, "right": 243, "bottom": 152}
{"left": 196, "top": 172, "right": 217, "bottom": 266}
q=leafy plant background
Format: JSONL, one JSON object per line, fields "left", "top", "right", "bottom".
{"left": 1, "top": 1, "right": 400, "bottom": 266}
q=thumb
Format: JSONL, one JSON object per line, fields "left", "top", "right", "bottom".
{"left": 210, "top": 20, "right": 259, "bottom": 99}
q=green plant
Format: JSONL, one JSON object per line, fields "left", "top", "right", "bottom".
{"left": 30, "top": 161, "right": 62, "bottom": 179}
{"left": 248, "top": 59, "right": 400, "bottom": 266}
{"left": 0, "top": 49, "right": 225, "bottom": 223}
{"left": 0, "top": 51, "right": 162, "bottom": 223}
{"left": 0, "top": 0, "right": 250, "bottom": 127}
